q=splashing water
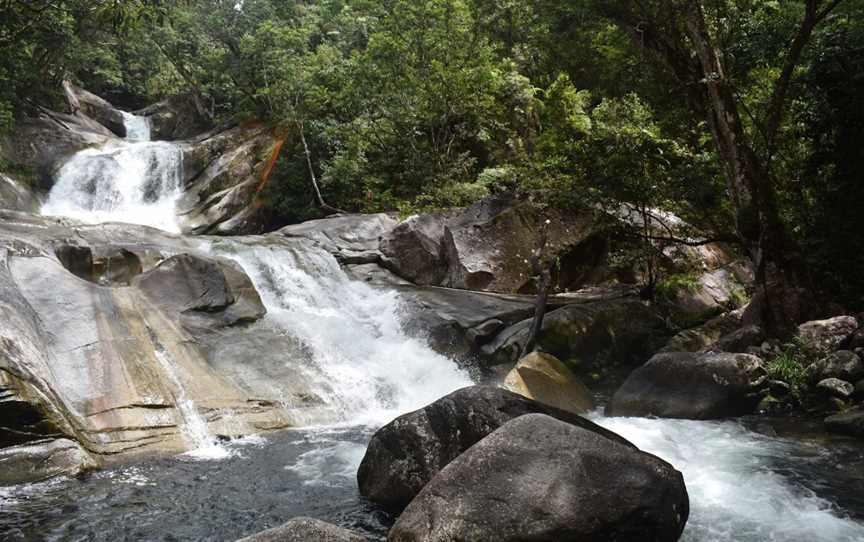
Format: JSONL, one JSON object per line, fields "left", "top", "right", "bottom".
{"left": 212, "top": 241, "right": 472, "bottom": 426}
{"left": 41, "top": 114, "right": 183, "bottom": 232}
{"left": 593, "top": 415, "right": 864, "bottom": 542}
{"left": 152, "top": 348, "right": 230, "bottom": 460}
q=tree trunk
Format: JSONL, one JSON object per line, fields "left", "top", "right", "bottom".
{"left": 298, "top": 120, "right": 346, "bottom": 215}
{"left": 524, "top": 222, "right": 552, "bottom": 355}
{"left": 682, "top": 2, "right": 815, "bottom": 334}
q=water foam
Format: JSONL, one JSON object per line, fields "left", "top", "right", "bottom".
{"left": 593, "top": 415, "right": 864, "bottom": 542}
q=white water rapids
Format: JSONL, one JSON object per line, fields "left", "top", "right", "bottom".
{"left": 29, "top": 108, "right": 864, "bottom": 541}
{"left": 211, "top": 241, "right": 472, "bottom": 426}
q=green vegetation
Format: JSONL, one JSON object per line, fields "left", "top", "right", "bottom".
{"left": 3, "top": 0, "right": 864, "bottom": 330}
{"left": 766, "top": 344, "right": 811, "bottom": 400}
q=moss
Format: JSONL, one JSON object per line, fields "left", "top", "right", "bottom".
{"left": 655, "top": 272, "right": 701, "bottom": 303}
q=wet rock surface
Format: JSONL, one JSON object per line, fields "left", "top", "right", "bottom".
{"left": 388, "top": 414, "right": 689, "bottom": 542}
{"left": 357, "top": 385, "right": 630, "bottom": 512}
{"left": 608, "top": 352, "right": 766, "bottom": 419}
{"left": 0, "top": 438, "right": 97, "bottom": 486}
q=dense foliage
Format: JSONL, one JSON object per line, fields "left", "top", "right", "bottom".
{"left": 2, "top": 0, "right": 864, "bottom": 314}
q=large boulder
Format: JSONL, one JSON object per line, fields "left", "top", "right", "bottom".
{"left": 388, "top": 414, "right": 688, "bottom": 542}
{"left": 607, "top": 352, "right": 766, "bottom": 419}
{"left": 503, "top": 351, "right": 594, "bottom": 414}
{"left": 659, "top": 310, "right": 744, "bottom": 353}
{"left": 0, "top": 438, "right": 97, "bottom": 486}
{"left": 236, "top": 518, "right": 367, "bottom": 542}
{"left": 481, "top": 294, "right": 667, "bottom": 369}
{"left": 796, "top": 316, "right": 858, "bottom": 356}
{"left": 133, "top": 253, "right": 266, "bottom": 330}
{"left": 380, "top": 211, "right": 453, "bottom": 285}
{"left": 808, "top": 350, "right": 864, "bottom": 383}
{"left": 357, "top": 385, "right": 630, "bottom": 512}
{"left": 440, "top": 194, "right": 594, "bottom": 292}
{"left": 816, "top": 378, "right": 854, "bottom": 398}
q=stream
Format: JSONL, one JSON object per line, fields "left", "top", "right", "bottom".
{"left": 1, "top": 112, "right": 863, "bottom": 541}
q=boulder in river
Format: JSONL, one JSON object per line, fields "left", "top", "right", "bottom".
{"left": 356, "top": 385, "right": 630, "bottom": 512}
{"left": 133, "top": 253, "right": 266, "bottom": 330}
{"left": 388, "top": 413, "right": 689, "bottom": 542}
{"left": 236, "top": 517, "right": 367, "bottom": 542}
{"left": 607, "top": 352, "right": 766, "bottom": 419}
{"left": 503, "top": 351, "right": 594, "bottom": 414}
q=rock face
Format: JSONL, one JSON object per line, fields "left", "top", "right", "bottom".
{"left": 0, "top": 212, "right": 339, "bottom": 459}
{"left": 63, "top": 81, "right": 127, "bottom": 138}
{"left": 0, "top": 113, "right": 112, "bottom": 185}
{"left": 503, "top": 352, "right": 594, "bottom": 414}
{"left": 0, "top": 173, "right": 39, "bottom": 212}
{"left": 0, "top": 438, "right": 97, "bottom": 486}
{"left": 178, "top": 125, "right": 281, "bottom": 235}
{"left": 379, "top": 194, "right": 595, "bottom": 293}
{"left": 388, "top": 414, "right": 689, "bottom": 542}
{"left": 356, "top": 385, "right": 630, "bottom": 512}
{"left": 607, "top": 352, "right": 766, "bottom": 419}
{"left": 236, "top": 518, "right": 367, "bottom": 542}
{"left": 136, "top": 92, "right": 213, "bottom": 141}
{"left": 797, "top": 316, "right": 858, "bottom": 355}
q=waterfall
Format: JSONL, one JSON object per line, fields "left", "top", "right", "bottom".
{"left": 152, "top": 348, "right": 229, "bottom": 459}
{"left": 121, "top": 111, "right": 152, "bottom": 141}
{"left": 41, "top": 114, "right": 183, "bottom": 233}
{"left": 212, "top": 241, "right": 472, "bottom": 426}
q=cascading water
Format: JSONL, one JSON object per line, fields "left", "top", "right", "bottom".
{"left": 41, "top": 113, "right": 183, "bottom": 232}
{"left": 152, "top": 347, "right": 229, "bottom": 460}
{"left": 210, "top": 240, "right": 472, "bottom": 426}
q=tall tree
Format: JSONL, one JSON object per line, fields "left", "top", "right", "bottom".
{"left": 592, "top": 0, "right": 846, "bottom": 334}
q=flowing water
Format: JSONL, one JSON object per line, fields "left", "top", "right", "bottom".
{"left": 13, "top": 107, "right": 864, "bottom": 541}
{"left": 593, "top": 415, "right": 864, "bottom": 542}
{"left": 41, "top": 114, "right": 183, "bottom": 232}
{"left": 209, "top": 240, "right": 472, "bottom": 426}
